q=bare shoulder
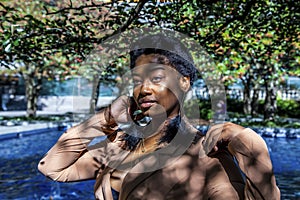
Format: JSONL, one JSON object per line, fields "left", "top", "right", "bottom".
{"left": 222, "top": 122, "right": 245, "bottom": 134}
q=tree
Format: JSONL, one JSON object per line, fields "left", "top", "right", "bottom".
{"left": 136, "top": 0, "right": 300, "bottom": 120}
{"left": 1, "top": 0, "right": 299, "bottom": 121}
{"left": 43, "top": 0, "right": 147, "bottom": 113}
{"left": 0, "top": 0, "right": 147, "bottom": 116}
{"left": 1, "top": 1, "right": 82, "bottom": 116}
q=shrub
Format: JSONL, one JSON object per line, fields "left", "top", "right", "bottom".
{"left": 184, "top": 98, "right": 300, "bottom": 125}
{"left": 277, "top": 99, "right": 300, "bottom": 118}
{"left": 184, "top": 99, "right": 212, "bottom": 120}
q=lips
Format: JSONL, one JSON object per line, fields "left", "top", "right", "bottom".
{"left": 138, "top": 98, "right": 157, "bottom": 108}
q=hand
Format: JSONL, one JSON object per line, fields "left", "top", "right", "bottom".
{"left": 105, "top": 95, "right": 144, "bottom": 124}
{"left": 105, "top": 95, "right": 133, "bottom": 125}
{"left": 203, "top": 122, "right": 245, "bottom": 155}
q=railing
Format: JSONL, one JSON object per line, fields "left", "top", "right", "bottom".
{"left": 193, "top": 87, "right": 300, "bottom": 101}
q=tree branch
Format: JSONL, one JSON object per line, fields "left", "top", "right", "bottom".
{"left": 112, "top": 0, "right": 149, "bottom": 34}
{"left": 39, "top": 0, "right": 148, "bottom": 49}
{"left": 201, "top": 0, "right": 256, "bottom": 45}
{"left": 0, "top": 2, "right": 16, "bottom": 16}
{"left": 44, "top": 1, "right": 111, "bottom": 15}
{"left": 3, "top": 0, "right": 148, "bottom": 60}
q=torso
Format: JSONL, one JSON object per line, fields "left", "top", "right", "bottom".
{"left": 110, "top": 117, "right": 211, "bottom": 197}
{"left": 109, "top": 132, "right": 163, "bottom": 192}
{"left": 119, "top": 139, "right": 246, "bottom": 200}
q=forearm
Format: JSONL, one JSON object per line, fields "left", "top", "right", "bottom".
{"left": 38, "top": 109, "right": 117, "bottom": 181}
{"left": 50, "top": 109, "right": 117, "bottom": 153}
{"left": 228, "top": 128, "right": 280, "bottom": 199}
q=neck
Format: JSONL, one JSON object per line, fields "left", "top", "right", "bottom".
{"left": 143, "top": 113, "right": 180, "bottom": 138}
{"left": 120, "top": 114, "right": 182, "bottom": 152}
{"left": 137, "top": 114, "right": 181, "bottom": 153}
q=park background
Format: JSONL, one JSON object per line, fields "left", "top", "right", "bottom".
{"left": 0, "top": 0, "right": 299, "bottom": 199}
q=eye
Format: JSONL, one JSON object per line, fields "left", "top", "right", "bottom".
{"left": 150, "top": 69, "right": 166, "bottom": 84}
{"left": 133, "top": 78, "right": 142, "bottom": 86}
{"left": 151, "top": 76, "right": 164, "bottom": 83}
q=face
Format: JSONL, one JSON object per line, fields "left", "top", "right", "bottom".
{"left": 132, "top": 54, "right": 190, "bottom": 119}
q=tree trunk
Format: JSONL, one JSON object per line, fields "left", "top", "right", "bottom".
{"left": 24, "top": 73, "right": 42, "bottom": 118}
{"left": 264, "top": 79, "right": 277, "bottom": 121}
{"left": 89, "top": 75, "right": 100, "bottom": 114}
{"left": 243, "top": 85, "right": 251, "bottom": 115}
{"left": 251, "top": 81, "right": 260, "bottom": 116}
{"left": 242, "top": 77, "right": 252, "bottom": 115}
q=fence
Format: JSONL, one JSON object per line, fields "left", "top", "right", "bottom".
{"left": 194, "top": 87, "right": 300, "bottom": 101}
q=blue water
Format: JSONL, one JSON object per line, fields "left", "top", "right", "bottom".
{"left": 0, "top": 130, "right": 95, "bottom": 200}
{"left": 0, "top": 130, "right": 299, "bottom": 199}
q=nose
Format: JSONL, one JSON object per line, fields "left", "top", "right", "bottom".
{"left": 140, "top": 79, "right": 152, "bottom": 95}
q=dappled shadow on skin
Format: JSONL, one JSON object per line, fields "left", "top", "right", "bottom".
{"left": 213, "top": 150, "right": 245, "bottom": 199}
{"left": 122, "top": 150, "right": 206, "bottom": 199}
{"left": 118, "top": 131, "right": 243, "bottom": 199}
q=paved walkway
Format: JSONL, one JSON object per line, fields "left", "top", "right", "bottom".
{"left": 0, "top": 111, "right": 69, "bottom": 139}
{"left": 0, "top": 111, "right": 67, "bottom": 117}
{"left": 0, "top": 122, "right": 58, "bottom": 135}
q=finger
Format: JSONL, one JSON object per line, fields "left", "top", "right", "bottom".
{"left": 111, "top": 96, "right": 131, "bottom": 123}
{"left": 204, "top": 124, "right": 223, "bottom": 143}
{"left": 203, "top": 124, "right": 224, "bottom": 154}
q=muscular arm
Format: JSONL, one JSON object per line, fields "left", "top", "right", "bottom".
{"left": 38, "top": 110, "right": 117, "bottom": 182}
{"left": 204, "top": 122, "right": 280, "bottom": 199}
{"left": 228, "top": 127, "right": 280, "bottom": 199}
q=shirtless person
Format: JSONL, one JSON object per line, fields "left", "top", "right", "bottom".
{"left": 38, "top": 34, "right": 280, "bottom": 199}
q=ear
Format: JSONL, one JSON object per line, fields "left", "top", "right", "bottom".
{"left": 179, "top": 76, "right": 191, "bottom": 92}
